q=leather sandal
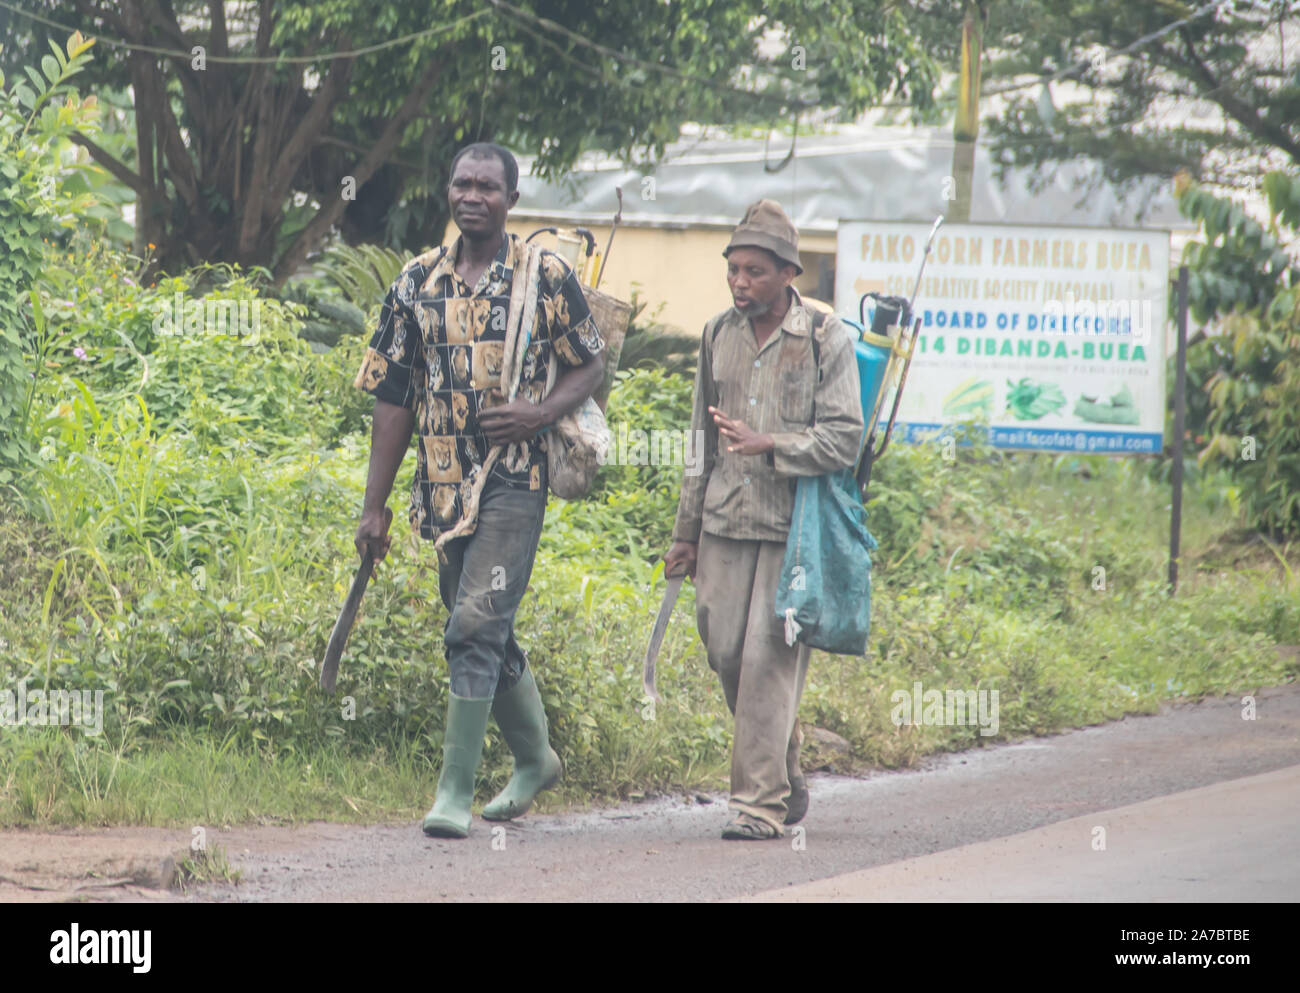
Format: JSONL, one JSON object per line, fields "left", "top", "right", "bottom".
{"left": 721, "top": 812, "right": 781, "bottom": 841}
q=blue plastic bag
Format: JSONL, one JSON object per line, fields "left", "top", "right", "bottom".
{"left": 774, "top": 468, "right": 878, "bottom": 655}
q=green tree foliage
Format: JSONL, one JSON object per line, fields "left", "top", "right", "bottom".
{"left": 0, "top": 30, "right": 101, "bottom": 478}
{"left": 0, "top": 1, "right": 938, "bottom": 283}
{"left": 277, "top": 242, "right": 404, "bottom": 349}
{"left": 914, "top": 0, "right": 1300, "bottom": 194}
{"left": 316, "top": 242, "right": 408, "bottom": 312}
{"left": 1178, "top": 169, "right": 1300, "bottom": 538}
{"left": 616, "top": 296, "right": 700, "bottom": 379}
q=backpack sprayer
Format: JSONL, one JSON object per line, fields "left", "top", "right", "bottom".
{"left": 526, "top": 187, "right": 623, "bottom": 290}
{"left": 843, "top": 214, "right": 944, "bottom": 499}
{"left": 524, "top": 189, "right": 630, "bottom": 411}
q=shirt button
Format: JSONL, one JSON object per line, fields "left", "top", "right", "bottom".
{"left": 749, "top": 397, "right": 756, "bottom": 406}
{"left": 753, "top": 360, "right": 761, "bottom": 368}
{"left": 743, "top": 476, "right": 751, "bottom": 485}
{"left": 470, "top": 379, "right": 477, "bottom": 388}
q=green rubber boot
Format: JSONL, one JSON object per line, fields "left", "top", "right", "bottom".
{"left": 481, "top": 668, "right": 562, "bottom": 821}
{"left": 422, "top": 693, "right": 492, "bottom": 839}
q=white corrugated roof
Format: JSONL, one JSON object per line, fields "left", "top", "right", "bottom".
{"left": 515, "top": 125, "right": 1192, "bottom": 233}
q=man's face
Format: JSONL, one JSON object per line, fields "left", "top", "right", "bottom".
{"left": 726, "top": 246, "right": 795, "bottom": 318}
{"left": 447, "top": 154, "right": 519, "bottom": 238}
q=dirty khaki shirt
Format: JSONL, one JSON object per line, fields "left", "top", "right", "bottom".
{"left": 672, "top": 289, "right": 865, "bottom": 544}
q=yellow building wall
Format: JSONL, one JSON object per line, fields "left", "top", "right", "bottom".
{"left": 444, "top": 218, "right": 836, "bottom": 335}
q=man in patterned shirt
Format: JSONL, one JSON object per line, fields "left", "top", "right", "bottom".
{"left": 352, "top": 142, "right": 605, "bottom": 839}
{"left": 663, "top": 200, "right": 863, "bottom": 840}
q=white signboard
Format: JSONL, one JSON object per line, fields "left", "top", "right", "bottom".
{"left": 835, "top": 222, "right": 1170, "bottom": 454}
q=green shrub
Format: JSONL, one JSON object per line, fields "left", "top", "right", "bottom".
{"left": 1177, "top": 171, "right": 1300, "bottom": 538}
{"left": 1, "top": 228, "right": 1296, "bottom": 826}
{"left": 0, "top": 32, "right": 102, "bottom": 476}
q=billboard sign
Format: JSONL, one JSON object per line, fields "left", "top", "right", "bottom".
{"left": 835, "top": 221, "right": 1170, "bottom": 454}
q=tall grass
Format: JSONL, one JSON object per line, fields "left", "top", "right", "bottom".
{"left": 2, "top": 323, "right": 1296, "bottom": 827}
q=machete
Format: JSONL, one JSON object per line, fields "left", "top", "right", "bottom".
{"left": 642, "top": 568, "right": 686, "bottom": 703}
{"left": 320, "top": 506, "right": 392, "bottom": 693}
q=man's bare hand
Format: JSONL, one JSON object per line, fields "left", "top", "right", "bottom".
{"left": 355, "top": 506, "right": 394, "bottom": 562}
{"left": 479, "top": 398, "right": 547, "bottom": 445}
{"left": 663, "top": 540, "right": 698, "bottom": 581}
{"left": 709, "top": 406, "right": 774, "bottom": 456}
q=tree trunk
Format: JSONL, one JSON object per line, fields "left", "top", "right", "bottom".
{"left": 66, "top": 1, "right": 374, "bottom": 283}
{"left": 272, "top": 59, "right": 446, "bottom": 285}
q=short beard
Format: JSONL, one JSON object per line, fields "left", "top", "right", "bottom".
{"left": 737, "top": 297, "right": 772, "bottom": 317}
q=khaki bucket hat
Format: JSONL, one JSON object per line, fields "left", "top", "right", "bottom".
{"left": 723, "top": 198, "right": 803, "bottom": 275}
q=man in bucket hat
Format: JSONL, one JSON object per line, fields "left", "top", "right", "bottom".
{"left": 663, "top": 199, "right": 863, "bottom": 840}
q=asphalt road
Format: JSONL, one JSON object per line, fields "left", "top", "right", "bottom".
{"left": 189, "top": 682, "right": 1300, "bottom": 902}
{"left": 743, "top": 764, "right": 1300, "bottom": 901}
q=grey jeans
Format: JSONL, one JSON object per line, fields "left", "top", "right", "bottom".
{"left": 437, "top": 467, "right": 547, "bottom": 699}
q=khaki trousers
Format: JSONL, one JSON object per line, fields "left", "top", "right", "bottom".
{"left": 695, "top": 531, "right": 810, "bottom": 832}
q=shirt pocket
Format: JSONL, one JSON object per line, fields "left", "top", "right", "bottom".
{"left": 779, "top": 366, "right": 814, "bottom": 424}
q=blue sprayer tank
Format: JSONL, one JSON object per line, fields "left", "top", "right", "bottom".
{"left": 839, "top": 293, "right": 910, "bottom": 447}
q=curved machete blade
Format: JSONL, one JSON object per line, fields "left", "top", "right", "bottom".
{"left": 642, "top": 574, "right": 684, "bottom": 703}
{"left": 320, "top": 551, "right": 374, "bottom": 694}
{"left": 321, "top": 508, "right": 392, "bottom": 694}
